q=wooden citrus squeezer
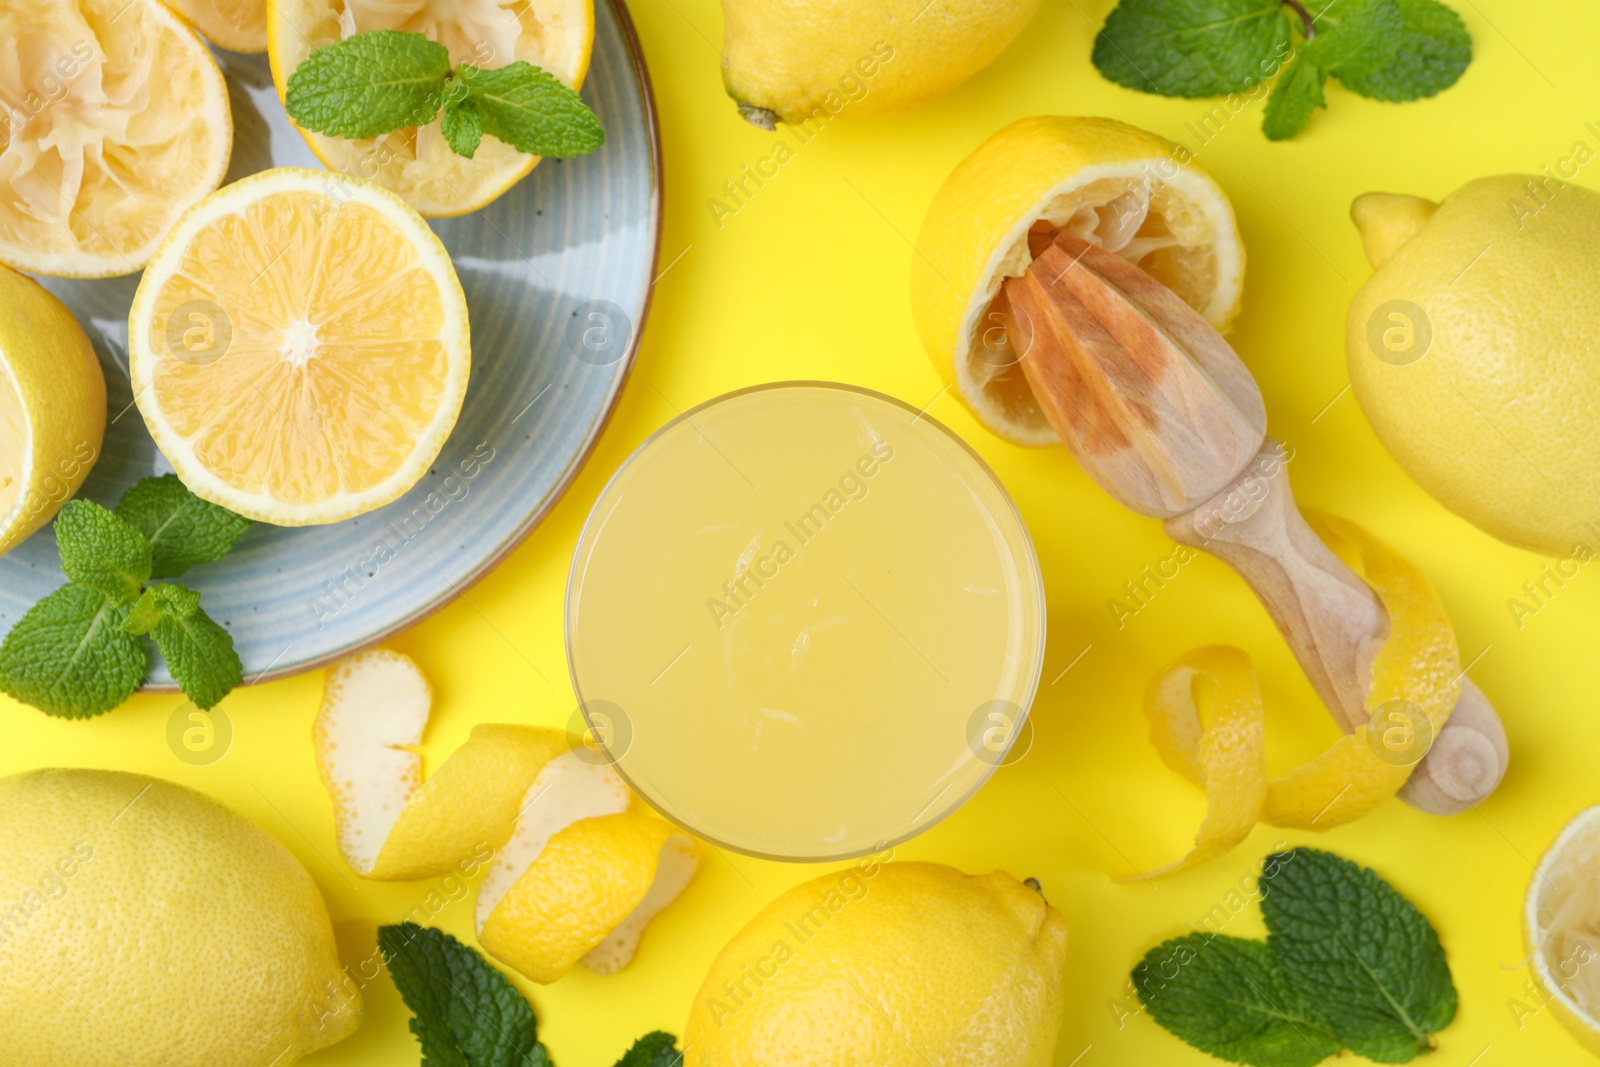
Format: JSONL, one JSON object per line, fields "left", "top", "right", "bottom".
{"left": 999, "top": 231, "right": 1508, "bottom": 814}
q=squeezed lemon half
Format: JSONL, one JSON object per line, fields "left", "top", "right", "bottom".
{"left": 267, "top": 0, "right": 593, "bottom": 216}
{"left": 128, "top": 168, "right": 470, "bottom": 526}
{"left": 0, "top": 0, "right": 230, "bottom": 277}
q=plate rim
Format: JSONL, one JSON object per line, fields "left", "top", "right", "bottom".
{"left": 140, "top": 0, "right": 663, "bottom": 692}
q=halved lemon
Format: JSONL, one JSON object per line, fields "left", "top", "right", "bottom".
{"left": 128, "top": 168, "right": 470, "bottom": 526}
{"left": 911, "top": 116, "right": 1244, "bottom": 446}
{"left": 164, "top": 0, "right": 267, "bottom": 52}
{"left": 266, "top": 0, "right": 594, "bottom": 217}
{"left": 0, "top": 266, "right": 105, "bottom": 557}
{"left": 0, "top": 0, "right": 231, "bottom": 277}
{"left": 1526, "top": 804, "right": 1600, "bottom": 1057}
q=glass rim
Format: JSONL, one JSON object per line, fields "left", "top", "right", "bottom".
{"left": 563, "top": 379, "right": 1048, "bottom": 861}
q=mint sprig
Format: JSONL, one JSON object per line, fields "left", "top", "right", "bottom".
{"left": 0, "top": 477, "right": 250, "bottom": 717}
{"left": 1092, "top": 0, "right": 1471, "bottom": 140}
{"left": 285, "top": 31, "right": 604, "bottom": 160}
{"left": 1133, "top": 849, "right": 1456, "bottom": 1066}
{"left": 378, "top": 923, "right": 684, "bottom": 1067}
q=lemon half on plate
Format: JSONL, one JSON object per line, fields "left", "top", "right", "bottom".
{"left": 266, "top": 0, "right": 594, "bottom": 216}
{"left": 0, "top": 0, "right": 230, "bottom": 277}
{"left": 912, "top": 116, "right": 1244, "bottom": 446}
{"left": 128, "top": 168, "right": 470, "bottom": 526}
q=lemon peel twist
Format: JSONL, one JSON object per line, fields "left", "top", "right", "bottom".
{"left": 1140, "top": 514, "right": 1460, "bottom": 875}
{"left": 313, "top": 648, "right": 698, "bottom": 982}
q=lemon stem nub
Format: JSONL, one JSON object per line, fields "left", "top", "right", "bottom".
{"left": 737, "top": 104, "right": 779, "bottom": 130}
{"left": 1351, "top": 192, "right": 1438, "bottom": 270}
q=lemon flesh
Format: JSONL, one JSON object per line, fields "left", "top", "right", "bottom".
{"left": 267, "top": 0, "right": 592, "bottom": 216}
{"left": 128, "top": 168, "right": 470, "bottom": 526}
{"left": 0, "top": 769, "right": 358, "bottom": 1067}
{"left": 684, "top": 861, "right": 1067, "bottom": 1066}
{"left": 166, "top": 0, "right": 268, "bottom": 52}
{"left": 1348, "top": 175, "right": 1600, "bottom": 556}
{"left": 913, "top": 116, "right": 1244, "bottom": 446}
{"left": 722, "top": 0, "right": 1041, "bottom": 124}
{"left": 1527, "top": 805, "right": 1600, "bottom": 1057}
{"left": 0, "top": 0, "right": 230, "bottom": 277}
{"left": 0, "top": 266, "right": 105, "bottom": 556}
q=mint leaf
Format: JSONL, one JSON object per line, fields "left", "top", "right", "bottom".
{"left": 1135, "top": 934, "right": 1340, "bottom": 1067}
{"left": 1262, "top": 57, "right": 1327, "bottom": 139}
{"left": 143, "top": 587, "right": 239, "bottom": 711}
{"left": 441, "top": 99, "right": 484, "bottom": 158}
{"left": 1261, "top": 849, "right": 1456, "bottom": 1061}
{"left": 121, "top": 583, "right": 202, "bottom": 637}
{"left": 613, "top": 1033, "right": 683, "bottom": 1067}
{"left": 1300, "top": 0, "right": 1402, "bottom": 70}
{"left": 379, "top": 923, "right": 551, "bottom": 1067}
{"left": 54, "top": 500, "right": 151, "bottom": 604}
{"left": 1332, "top": 0, "right": 1469, "bottom": 100}
{"left": 0, "top": 583, "right": 145, "bottom": 718}
{"left": 115, "top": 475, "right": 250, "bottom": 580}
{"left": 1092, "top": 0, "right": 1294, "bottom": 97}
{"left": 456, "top": 62, "right": 605, "bottom": 157}
{"left": 286, "top": 30, "right": 450, "bottom": 139}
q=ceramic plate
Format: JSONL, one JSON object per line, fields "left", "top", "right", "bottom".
{"left": 0, "top": 0, "right": 660, "bottom": 687}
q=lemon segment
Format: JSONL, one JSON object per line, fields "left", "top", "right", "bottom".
{"left": 0, "top": 769, "right": 357, "bottom": 1067}
{"left": 0, "top": 0, "right": 231, "bottom": 277}
{"left": 912, "top": 116, "right": 1244, "bottom": 446}
{"left": 1527, "top": 805, "right": 1600, "bottom": 1057}
{"left": 266, "top": 0, "right": 593, "bottom": 217}
{"left": 128, "top": 168, "right": 470, "bottom": 526}
{"left": 0, "top": 267, "right": 105, "bottom": 557}
{"left": 683, "top": 862, "right": 1067, "bottom": 1067}
{"left": 1139, "top": 516, "right": 1460, "bottom": 873}
{"left": 478, "top": 812, "right": 698, "bottom": 984}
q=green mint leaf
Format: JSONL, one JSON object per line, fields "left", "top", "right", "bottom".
{"left": 1299, "top": 0, "right": 1403, "bottom": 71}
{"left": 54, "top": 500, "right": 151, "bottom": 604}
{"left": 1261, "top": 848, "right": 1456, "bottom": 1061}
{"left": 441, "top": 98, "right": 484, "bottom": 158}
{"left": 1332, "top": 0, "right": 1470, "bottom": 100}
{"left": 121, "top": 583, "right": 202, "bottom": 637}
{"left": 613, "top": 1032, "right": 683, "bottom": 1067}
{"left": 378, "top": 923, "right": 551, "bottom": 1067}
{"left": 456, "top": 62, "right": 605, "bottom": 157}
{"left": 1134, "top": 934, "right": 1340, "bottom": 1067}
{"left": 1092, "top": 0, "right": 1294, "bottom": 97}
{"left": 1262, "top": 57, "right": 1328, "bottom": 139}
{"left": 285, "top": 30, "right": 451, "bottom": 140}
{"left": 147, "top": 588, "right": 240, "bottom": 711}
{"left": 114, "top": 475, "right": 250, "bottom": 580}
{"left": 0, "top": 583, "right": 145, "bottom": 718}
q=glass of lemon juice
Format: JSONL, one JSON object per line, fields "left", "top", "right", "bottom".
{"left": 566, "top": 382, "right": 1045, "bottom": 860}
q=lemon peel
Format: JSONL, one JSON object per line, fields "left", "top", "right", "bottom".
{"left": 313, "top": 648, "right": 697, "bottom": 982}
{"left": 1141, "top": 515, "right": 1460, "bottom": 873}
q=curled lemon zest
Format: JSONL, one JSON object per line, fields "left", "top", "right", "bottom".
{"left": 1140, "top": 514, "right": 1460, "bottom": 874}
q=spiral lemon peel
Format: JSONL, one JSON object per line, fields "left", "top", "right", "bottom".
{"left": 1141, "top": 515, "right": 1460, "bottom": 875}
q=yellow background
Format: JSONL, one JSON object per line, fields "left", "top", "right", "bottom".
{"left": 6, "top": 0, "right": 1600, "bottom": 1063}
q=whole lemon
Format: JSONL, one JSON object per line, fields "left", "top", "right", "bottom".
{"left": 683, "top": 860, "right": 1067, "bottom": 1066}
{"left": 0, "top": 769, "right": 358, "bottom": 1067}
{"left": 721, "top": 0, "right": 1041, "bottom": 127}
{"left": 1347, "top": 175, "right": 1600, "bottom": 556}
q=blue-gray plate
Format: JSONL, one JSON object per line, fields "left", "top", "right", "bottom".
{"left": 0, "top": 0, "right": 659, "bottom": 687}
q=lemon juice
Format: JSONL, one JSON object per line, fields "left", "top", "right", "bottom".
{"left": 566, "top": 382, "right": 1044, "bottom": 859}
